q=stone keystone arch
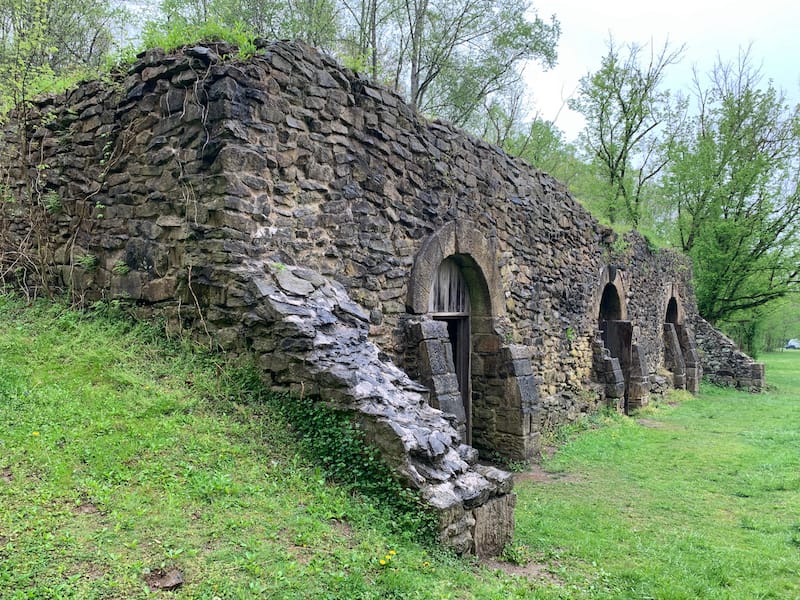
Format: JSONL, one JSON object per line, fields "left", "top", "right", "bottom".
{"left": 661, "top": 283, "right": 701, "bottom": 393}
{"left": 405, "top": 220, "right": 540, "bottom": 461}
{"left": 662, "top": 282, "right": 686, "bottom": 325}
{"left": 407, "top": 220, "right": 504, "bottom": 317}
{"left": 591, "top": 264, "right": 628, "bottom": 323}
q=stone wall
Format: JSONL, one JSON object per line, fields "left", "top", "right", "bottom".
{"left": 0, "top": 39, "right": 764, "bottom": 553}
{"left": 694, "top": 317, "right": 765, "bottom": 391}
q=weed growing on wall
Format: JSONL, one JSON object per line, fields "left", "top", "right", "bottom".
{"left": 75, "top": 253, "right": 98, "bottom": 271}
{"left": 141, "top": 21, "right": 257, "bottom": 59}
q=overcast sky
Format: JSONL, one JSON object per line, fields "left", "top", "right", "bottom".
{"left": 524, "top": 0, "right": 800, "bottom": 141}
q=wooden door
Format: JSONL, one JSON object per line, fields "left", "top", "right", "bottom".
{"left": 430, "top": 258, "right": 472, "bottom": 443}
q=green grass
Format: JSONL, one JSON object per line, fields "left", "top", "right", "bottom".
{"left": 516, "top": 352, "right": 800, "bottom": 599}
{"left": 1, "top": 295, "right": 799, "bottom": 598}
{"left": 0, "top": 296, "right": 556, "bottom": 599}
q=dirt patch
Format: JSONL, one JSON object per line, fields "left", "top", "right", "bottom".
{"left": 65, "top": 562, "right": 107, "bottom": 582}
{"left": 513, "top": 465, "right": 581, "bottom": 485}
{"left": 636, "top": 418, "right": 669, "bottom": 429}
{"left": 1, "top": 467, "right": 13, "bottom": 483}
{"left": 481, "top": 450, "right": 580, "bottom": 485}
{"left": 145, "top": 568, "right": 184, "bottom": 592}
{"left": 481, "top": 557, "right": 564, "bottom": 586}
{"left": 330, "top": 518, "right": 356, "bottom": 548}
{"left": 540, "top": 445, "right": 558, "bottom": 459}
{"left": 73, "top": 501, "right": 100, "bottom": 515}
{"left": 287, "top": 544, "right": 312, "bottom": 565}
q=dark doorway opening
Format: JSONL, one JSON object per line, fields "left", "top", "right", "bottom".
{"left": 663, "top": 296, "right": 689, "bottom": 390}
{"left": 599, "top": 282, "right": 623, "bottom": 322}
{"left": 598, "top": 280, "right": 633, "bottom": 412}
{"left": 666, "top": 297, "right": 679, "bottom": 324}
{"left": 430, "top": 258, "right": 472, "bottom": 444}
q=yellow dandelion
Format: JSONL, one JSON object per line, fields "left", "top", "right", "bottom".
{"left": 388, "top": 550, "right": 396, "bottom": 556}
{"left": 32, "top": 431, "right": 40, "bottom": 436}
{"left": 379, "top": 559, "right": 386, "bottom": 565}
{"left": 385, "top": 555, "right": 392, "bottom": 560}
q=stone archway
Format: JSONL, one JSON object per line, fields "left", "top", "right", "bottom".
{"left": 592, "top": 266, "right": 649, "bottom": 412}
{"left": 406, "top": 221, "right": 539, "bottom": 460}
{"left": 661, "top": 285, "right": 701, "bottom": 393}
{"left": 592, "top": 265, "right": 628, "bottom": 323}
{"left": 407, "top": 220, "right": 503, "bottom": 318}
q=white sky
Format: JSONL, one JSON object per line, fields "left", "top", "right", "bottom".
{"left": 524, "top": 0, "right": 800, "bottom": 141}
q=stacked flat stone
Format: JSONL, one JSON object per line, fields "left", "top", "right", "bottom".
{"left": 694, "top": 317, "right": 765, "bottom": 391}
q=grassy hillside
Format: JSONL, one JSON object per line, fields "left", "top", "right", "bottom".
{"left": 1, "top": 296, "right": 798, "bottom": 598}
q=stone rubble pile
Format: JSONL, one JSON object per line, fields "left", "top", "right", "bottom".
{"left": 241, "top": 262, "right": 515, "bottom": 555}
{"left": 694, "top": 317, "right": 765, "bottom": 391}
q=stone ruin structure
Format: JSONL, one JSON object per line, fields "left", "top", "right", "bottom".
{"left": 0, "top": 40, "right": 765, "bottom": 555}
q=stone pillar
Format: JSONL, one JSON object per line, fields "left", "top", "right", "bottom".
{"left": 493, "top": 345, "right": 540, "bottom": 460}
{"left": 592, "top": 333, "right": 625, "bottom": 411}
{"left": 432, "top": 464, "right": 515, "bottom": 556}
{"left": 663, "top": 323, "right": 686, "bottom": 389}
{"left": 626, "top": 344, "right": 651, "bottom": 410}
{"left": 407, "top": 318, "right": 466, "bottom": 436}
{"left": 472, "top": 493, "right": 517, "bottom": 557}
{"left": 676, "top": 324, "right": 702, "bottom": 393}
{"left": 750, "top": 363, "right": 765, "bottom": 392}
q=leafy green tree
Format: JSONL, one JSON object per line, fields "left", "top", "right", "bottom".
{"left": 757, "top": 296, "right": 800, "bottom": 351}
{"left": 723, "top": 294, "right": 800, "bottom": 356}
{"left": 152, "top": 0, "right": 339, "bottom": 49}
{"left": 570, "top": 37, "right": 684, "bottom": 227}
{"left": 0, "top": 0, "right": 53, "bottom": 112}
{"left": 396, "top": 0, "right": 559, "bottom": 127}
{"left": 482, "top": 96, "right": 583, "bottom": 186}
{"left": 0, "top": 0, "right": 125, "bottom": 112}
{"left": 663, "top": 50, "right": 800, "bottom": 325}
{"left": 338, "top": 0, "right": 388, "bottom": 78}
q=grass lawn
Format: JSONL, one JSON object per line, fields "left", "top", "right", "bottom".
{"left": 514, "top": 351, "right": 800, "bottom": 598}
{"left": 1, "top": 295, "right": 798, "bottom": 598}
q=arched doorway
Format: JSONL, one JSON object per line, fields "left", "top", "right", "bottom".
{"left": 661, "top": 290, "right": 700, "bottom": 392}
{"left": 597, "top": 278, "right": 628, "bottom": 357}
{"left": 429, "top": 257, "right": 473, "bottom": 443}
{"left": 666, "top": 297, "right": 679, "bottom": 325}
{"left": 407, "top": 221, "right": 540, "bottom": 460}
{"left": 594, "top": 266, "right": 640, "bottom": 412}
{"left": 663, "top": 296, "right": 687, "bottom": 389}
